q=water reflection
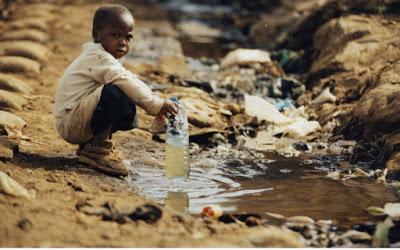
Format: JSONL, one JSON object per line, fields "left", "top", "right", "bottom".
{"left": 165, "top": 191, "right": 189, "bottom": 215}
{"left": 126, "top": 155, "right": 398, "bottom": 225}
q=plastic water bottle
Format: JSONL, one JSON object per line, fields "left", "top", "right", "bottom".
{"left": 165, "top": 97, "right": 190, "bottom": 179}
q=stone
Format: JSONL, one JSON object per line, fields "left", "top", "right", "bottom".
{"left": 339, "top": 230, "right": 372, "bottom": 243}
{"left": 0, "top": 89, "right": 26, "bottom": 111}
{"left": 0, "top": 110, "right": 26, "bottom": 132}
{"left": 128, "top": 204, "right": 162, "bottom": 224}
{"left": 161, "top": 86, "right": 228, "bottom": 131}
{"left": 0, "top": 29, "right": 50, "bottom": 43}
{"left": 17, "top": 217, "right": 33, "bottom": 231}
{"left": 0, "top": 73, "right": 32, "bottom": 94}
{"left": 0, "top": 171, "right": 35, "bottom": 199}
{"left": 157, "top": 55, "right": 190, "bottom": 78}
{"left": 0, "top": 41, "right": 49, "bottom": 62}
{"left": 9, "top": 18, "right": 48, "bottom": 31}
{"left": 386, "top": 152, "right": 400, "bottom": 177}
{"left": 0, "top": 56, "right": 41, "bottom": 73}
{"left": 221, "top": 48, "right": 271, "bottom": 69}
{"left": 248, "top": 227, "right": 305, "bottom": 247}
{"left": 287, "top": 216, "right": 315, "bottom": 225}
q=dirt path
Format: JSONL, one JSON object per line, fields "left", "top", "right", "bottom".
{"left": 0, "top": 1, "right": 304, "bottom": 247}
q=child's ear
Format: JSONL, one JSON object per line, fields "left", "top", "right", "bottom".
{"left": 92, "top": 28, "right": 98, "bottom": 42}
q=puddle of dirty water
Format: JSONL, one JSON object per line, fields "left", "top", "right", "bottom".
{"left": 126, "top": 154, "right": 398, "bottom": 225}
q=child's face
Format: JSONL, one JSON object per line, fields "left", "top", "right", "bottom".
{"left": 93, "top": 13, "right": 134, "bottom": 59}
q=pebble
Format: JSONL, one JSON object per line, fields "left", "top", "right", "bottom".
{"left": 338, "top": 230, "right": 372, "bottom": 242}
{"left": 287, "top": 216, "right": 315, "bottom": 225}
{"left": 128, "top": 204, "right": 162, "bottom": 224}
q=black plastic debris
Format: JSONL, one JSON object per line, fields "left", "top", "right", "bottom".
{"left": 218, "top": 212, "right": 262, "bottom": 227}
{"left": 128, "top": 204, "right": 163, "bottom": 224}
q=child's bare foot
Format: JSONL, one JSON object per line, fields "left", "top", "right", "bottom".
{"left": 77, "top": 142, "right": 128, "bottom": 177}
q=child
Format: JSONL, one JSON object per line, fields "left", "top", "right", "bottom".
{"left": 54, "top": 4, "right": 178, "bottom": 177}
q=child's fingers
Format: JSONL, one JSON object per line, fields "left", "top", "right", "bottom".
{"left": 169, "top": 102, "right": 179, "bottom": 114}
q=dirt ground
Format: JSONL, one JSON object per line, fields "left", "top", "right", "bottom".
{"left": 0, "top": 1, "right": 306, "bottom": 247}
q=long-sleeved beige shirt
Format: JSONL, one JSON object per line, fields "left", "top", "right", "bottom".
{"left": 54, "top": 42, "right": 164, "bottom": 119}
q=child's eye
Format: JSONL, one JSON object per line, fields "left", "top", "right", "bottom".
{"left": 111, "top": 33, "right": 120, "bottom": 38}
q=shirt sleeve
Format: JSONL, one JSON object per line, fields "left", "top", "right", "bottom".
{"left": 90, "top": 53, "right": 165, "bottom": 115}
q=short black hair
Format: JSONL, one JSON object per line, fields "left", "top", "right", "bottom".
{"left": 92, "top": 4, "right": 132, "bottom": 30}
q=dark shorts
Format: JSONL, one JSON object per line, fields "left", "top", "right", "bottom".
{"left": 90, "top": 84, "right": 137, "bottom": 136}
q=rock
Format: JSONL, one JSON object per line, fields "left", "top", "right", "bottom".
{"left": 248, "top": 227, "right": 305, "bottom": 247}
{"left": 339, "top": 230, "right": 372, "bottom": 243}
{"left": 0, "top": 171, "right": 35, "bottom": 199}
{"left": 177, "top": 20, "right": 221, "bottom": 38}
{"left": 220, "top": 49, "right": 271, "bottom": 69}
{"left": 0, "top": 144, "right": 13, "bottom": 159}
{"left": 17, "top": 217, "right": 33, "bottom": 231}
{"left": 326, "top": 171, "right": 340, "bottom": 180}
{"left": 0, "top": 56, "right": 41, "bottom": 73}
{"left": 9, "top": 18, "right": 48, "bottom": 31}
{"left": 340, "top": 83, "right": 400, "bottom": 139}
{"left": 386, "top": 152, "right": 400, "bottom": 177}
{"left": 0, "top": 110, "right": 26, "bottom": 133}
{"left": 0, "top": 89, "right": 26, "bottom": 111}
{"left": 293, "top": 142, "right": 311, "bottom": 151}
{"left": 157, "top": 55, "right": 189, "bottom": 78}
{"left": 0, "top": 29, "right": 50, "bottom": 43}
{"left": 161, "top": 86, "right": 228, "bottom": 130}
{"left": 265, "top": 212, "right": 286, "bottom": 221}
{"left": 287, "top": 216, "right": 315, "bottom": 225}
{"left": 0, "top": 73, "right": 32, "bottom": 94}
{"left": 0, "top": 41, "right": 49, "bottom": 62}
{"left": 17, "top": 3, "right": 59, "bottom": 14}
{"left": 128, "top": 204, "right": 162, "bottom": 224}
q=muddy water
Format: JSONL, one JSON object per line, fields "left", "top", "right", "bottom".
{"left": 126, "top": 153, "right": 398, "bottom": 225}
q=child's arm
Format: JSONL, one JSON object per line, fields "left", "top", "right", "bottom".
{"left": 90, "top": 56, "right": 168, "bottom": 115}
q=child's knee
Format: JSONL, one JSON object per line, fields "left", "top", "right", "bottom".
{"left": 102, "top": 84, "right": 124, "bottom": 101}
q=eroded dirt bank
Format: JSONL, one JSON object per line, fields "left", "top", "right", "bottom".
{"left": 0, "top": 0, "right": 399, "bottom": 247}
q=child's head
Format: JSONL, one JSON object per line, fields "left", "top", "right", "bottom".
{"left": 92, "top": 4, "right": 134, "bottom": 59}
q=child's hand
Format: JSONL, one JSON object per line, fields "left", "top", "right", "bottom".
{"left": 156, "top": 99, "right": 179, "bottom": 121}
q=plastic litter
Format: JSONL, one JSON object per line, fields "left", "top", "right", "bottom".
{"left": 165, "top": 97, "right": 190, "bottom": 179}
{"left": 311, "top": 87, "right": 337, "bottom": 105}
{"left": 221, "top": 48, "right": 271, "bottom": 69}
{"left": 201, "top": 204, "right": 223, "bottom": 218}
{"left": 245, "top": 94, "right": 321, "bottom": 137}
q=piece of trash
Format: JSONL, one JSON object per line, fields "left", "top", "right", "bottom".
{"left": 384, "top": 203, "right": 400, "bottom": 220}
{"left": 339, "top": 230, "right": 372, "bottom": 243}
{"left": 311, "top": 87, "right": 337, "bottom": 105}
{"left": 273, "top": 98, "right": 296, "bottom": 111}
{"left": 373, "top": 217, "right": 394, "bottom": 247}
{"left": 326, "top": 171, "right": 340, "bottom": 180}
{"left": 245, "top": 94, "right": 290, "bottom": 124}
{"left": 244, "top": 95, "right": 320, "bottom": 137}
{"left": 279, "top": 168, "right": 292, "bottom": 174}
{"left": 221, "top": 48, "right": 271, "bottom": 69}
{"left": 0, "top": 171, "right": 35, "bottom": 199}
{"left": 366, "top": 206, "right": 385, "bottom": 217}
{"left": 128, "top": 204, "right": 162, "bottom": 224}
{"left": 201, "top": 205, "right": 222, "bottom": 218}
